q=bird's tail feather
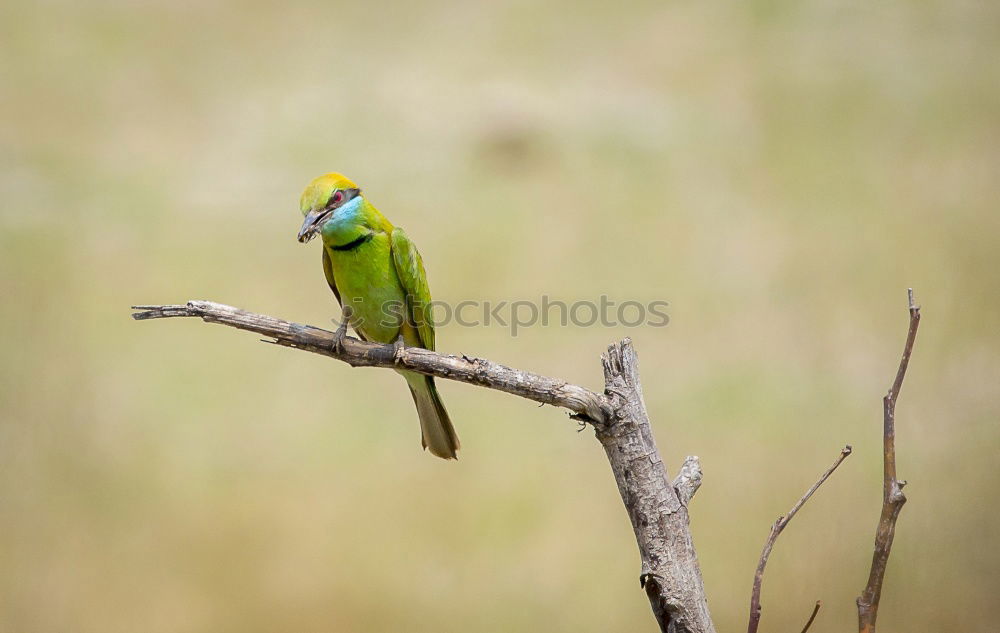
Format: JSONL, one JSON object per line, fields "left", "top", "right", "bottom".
{"left": 405, "top": 373, "right": 460, "bottom": 460}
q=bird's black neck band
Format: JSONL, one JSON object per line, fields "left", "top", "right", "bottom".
{"left": 331, "top": 231, "right": 374, "bottom": 252}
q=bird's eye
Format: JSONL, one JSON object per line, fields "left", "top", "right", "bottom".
{"left": 331, "top": 191, "right": 344, "bottom": 206}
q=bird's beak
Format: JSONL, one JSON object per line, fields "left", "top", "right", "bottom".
{"left": 297, "top": 208, "right": 332, "bottom": 243}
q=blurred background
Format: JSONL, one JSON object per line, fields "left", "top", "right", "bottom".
{"left": 2, "top": 0, "right": 998, "bottom": 631}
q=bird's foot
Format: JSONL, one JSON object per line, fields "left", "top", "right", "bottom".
{"left": 330, "top": 306, "right": 353, "bottom": 354}
{"left": 392, "top": 334, "right": 406, "bottom": 365}
{"left": 330, "top": 319, "right": 348, "bottom": 354}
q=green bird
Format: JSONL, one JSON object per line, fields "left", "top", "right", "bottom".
{"left": 296, "top": 173, "right": 460, "bottom": 459}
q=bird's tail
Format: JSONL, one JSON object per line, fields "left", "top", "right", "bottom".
{"left": 402, "top": 371, "right": 460, "bottom": 460}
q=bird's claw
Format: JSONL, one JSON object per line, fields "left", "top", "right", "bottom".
{"left": 330, "top": 320, "right": 348, "bottom": 354}
{"left": 330, "top": 306, "right": 353, "bottom": 354}
{"left": 393, "top": 335, "right": 406, "bottom": 364}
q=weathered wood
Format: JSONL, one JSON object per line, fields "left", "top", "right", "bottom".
{"left": 132, "top": 301, "right": 714, "bottom": 632}
{"left": 672, "top": 456, "right": 703, "bottom": 506}
{"left": 598, "top": 340, "right": 715, "bottom": 633}
{"left": 132, "top": 301, "right": 611, "bottom": 423}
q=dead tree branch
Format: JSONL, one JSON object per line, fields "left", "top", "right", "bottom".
{"left": 747, "top": 445, "right": 853, "bottom": 633}
{"left": 856, "top": 289, "right": 921, "bottom": 632}
{"left": 132, "top": 301, "right": 610, "bottom": 422}
{"left": 132, "top": 300, "right": 715, "bottom": 633}
{"left": 601, "top": 342, "right": 714, "bottom": 633}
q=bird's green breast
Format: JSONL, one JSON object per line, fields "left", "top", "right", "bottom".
{"left": 326, "top": 233, "right": 406, "bottom": 343}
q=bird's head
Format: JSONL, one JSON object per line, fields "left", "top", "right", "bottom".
{"left": 296, "top": 173, "right": 362, "bottom": 243}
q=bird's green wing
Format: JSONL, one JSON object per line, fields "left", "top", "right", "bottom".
{"left": 323, "top": 247, "right": 370, "bottom": 342}
{"left": 321, "top": 248, "right": 342, "bottom": 306}
{"left": 390, "top": 227, "right": 435, "bottom": 351}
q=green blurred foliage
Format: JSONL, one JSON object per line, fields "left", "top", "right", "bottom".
{"left": 1, "top": 0, "right": 998, "bottom": 631}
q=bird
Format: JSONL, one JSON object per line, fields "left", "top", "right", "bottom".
{"left": 296, "top": 173, "right": 460, "bottom": 459}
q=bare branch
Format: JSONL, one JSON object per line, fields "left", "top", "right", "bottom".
{"left": 857, "top": 289, "right": 921, "bottom": 633}
{"left": 601, "top": 341, "right": 715, "bottom": 633}
{"left": 673, "top": 455, "right": 703, "bottom": 505}
{"left": 134, "top": 302, "right": 715, "bottom": 633}
{"left": 747, "top": 445, "right": 853, "bottom": 633}
{"left": 799, "top": 601, "right": 822, "bottom": 633}
{"left": 132, "top": 301, "right": 611, "bottom": 423}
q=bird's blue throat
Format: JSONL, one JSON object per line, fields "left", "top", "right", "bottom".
{"left": 321, "top": 196, "right": 369, "bottom": 248}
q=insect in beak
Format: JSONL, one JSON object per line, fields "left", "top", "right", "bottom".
{"left": 297, "top": 207, "right": 334, "bottom": 243}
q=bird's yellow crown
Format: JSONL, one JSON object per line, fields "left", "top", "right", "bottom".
{"left": 300, "top": 172, "right": 358, "bottom": 214}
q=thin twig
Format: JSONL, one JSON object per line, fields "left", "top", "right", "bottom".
{"left": 857, "top": 289, "right": 921, "bottom": 633}
{"left": 746, "top": 445, "right": 853, "bottom": 633}
{"left": 799, "top": 600, "right": 822, "bottom": 633}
